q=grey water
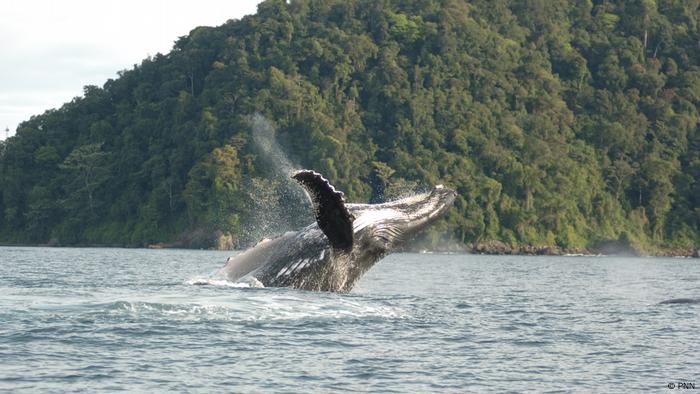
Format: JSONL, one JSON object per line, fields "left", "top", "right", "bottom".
{"left": 0, "top": 247, "right": 698, "bottom": 393}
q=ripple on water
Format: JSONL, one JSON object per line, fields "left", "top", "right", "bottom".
{"left": 0, "top": 249, "right": 698, "bottom": 392}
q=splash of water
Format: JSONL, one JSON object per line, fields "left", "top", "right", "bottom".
{"left": 241, "top": 114, "right": 313, "bottom": 243}
{"left": 250, "top": 114, "right": 298, "bottom": 177}
{"left": 249, "top": 113, "right": 313, "bottom": 214}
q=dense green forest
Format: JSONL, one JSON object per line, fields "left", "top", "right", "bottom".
{"left": 1, "top": 0, "right": 699, "bottom": 253}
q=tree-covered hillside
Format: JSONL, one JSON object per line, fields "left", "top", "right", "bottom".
{"left": 1, "top": 0, "right": 698, "bottom": 253}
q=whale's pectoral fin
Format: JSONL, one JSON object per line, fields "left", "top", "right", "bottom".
{"left": 293, "top": 170, "right": 355, "bottom": 251}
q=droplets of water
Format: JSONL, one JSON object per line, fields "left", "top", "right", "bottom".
{"left": 250, "top": 113, "right": 297, "bottom": 178}
{"left": 239, "top": 114, "right": 313, "bottom": 243}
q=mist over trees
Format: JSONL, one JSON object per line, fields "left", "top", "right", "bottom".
{"left": 0, "top": 0, "right": 698, "bottom": 252}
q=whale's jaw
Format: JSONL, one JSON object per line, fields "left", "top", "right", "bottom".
{"left": 321, "top": 186, "right": 456, "bottom": 292}
{"left": 349, "top": 185, "right": 457, "bottom": 250}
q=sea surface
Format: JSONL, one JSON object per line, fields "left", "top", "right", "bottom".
{"left": 0, "top": 247, "right": 698, "bottom": 393}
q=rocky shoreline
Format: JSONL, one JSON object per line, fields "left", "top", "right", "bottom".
{"left": 467, "top": 240, "right": 593, "bottom": 256}
{"left": 464, "top": 240, "right": 699, "bottom": 258}
{"left": 2, "top": 239, "right": 699, "bottom": 258}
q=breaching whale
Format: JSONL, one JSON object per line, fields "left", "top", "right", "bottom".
{"left": 215, "top": 170, "right": 456, "bottom": 292}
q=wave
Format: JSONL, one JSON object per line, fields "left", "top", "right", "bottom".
{"left": 96, "top": 293, "right": 408, "bottom": 324}
{"left": 107, "top": 300, "right": 233, "bottom": 316}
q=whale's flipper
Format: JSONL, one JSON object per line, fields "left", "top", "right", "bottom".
{"left": 293, "top": 170, "right": 355, "bottom": 251}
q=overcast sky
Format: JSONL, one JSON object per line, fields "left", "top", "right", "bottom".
{"left": 0, "top": 0, "right": 262, "bottom": 140}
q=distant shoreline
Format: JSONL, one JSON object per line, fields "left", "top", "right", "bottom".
{"left": 2, "top": 241, "right": 697, "bottom": 258}
{"left": 422, "top": 240, "right": 700, "bottom": 258}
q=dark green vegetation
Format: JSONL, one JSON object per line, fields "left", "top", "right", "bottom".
{"left": 1, "top": 0, "right": 698, "bottom": 253}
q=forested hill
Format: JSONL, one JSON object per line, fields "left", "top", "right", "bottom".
{"left": 1, "top": 0, "right": 699, "bottom": 254}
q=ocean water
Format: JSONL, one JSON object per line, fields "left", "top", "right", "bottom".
{"left": 0, "top": 247, "right": 698, "bottom": 393}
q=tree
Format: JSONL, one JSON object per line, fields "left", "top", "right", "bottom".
{"left": 0, "top": 0, "right": 698, "bottom": 252}
{"left": 59, "top": 143, "right": 109, "bottom": 214}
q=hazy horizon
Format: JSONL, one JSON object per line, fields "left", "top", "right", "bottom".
{"left": 0, "top": 0, "right": 262, "bottom": 141}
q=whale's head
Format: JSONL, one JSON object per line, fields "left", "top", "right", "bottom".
{"left": 349, "top": 185, "right": 456, "bottom": 250}
{"left": 283, "top": 170, "right": 456, "bottom": 291}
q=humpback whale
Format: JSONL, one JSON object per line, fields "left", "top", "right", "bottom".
{"left": 215, "top": 170, "right": 456, "bottom": 292}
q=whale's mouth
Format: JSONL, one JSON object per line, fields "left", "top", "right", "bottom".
{"left": 350, "top": 185, "right": 456, "bottom": 247}
{"left": 394, "top": 186, "right": 456, "bottom": 237}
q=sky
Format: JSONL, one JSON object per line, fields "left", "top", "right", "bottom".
{"left": 0, "top": 0, "right": 262, "bottom": 141}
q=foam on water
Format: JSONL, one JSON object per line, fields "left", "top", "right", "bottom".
{"left": 96, "top": 294, "right": 407, "bottom": 324}
{"left": 185, "top": 276, "right": 264, "bottom": 288}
